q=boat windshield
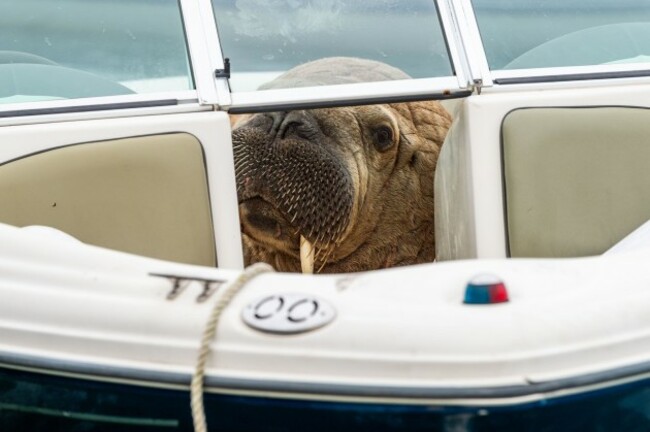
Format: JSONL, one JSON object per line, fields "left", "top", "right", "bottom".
{"left": 211, "top": 0, "right": 454, "bottom": 92}
{"left": 472, "top": 0, "right": 650, "bottom": 70}
{"left": 0, "top": 0, "right": 194, "bottom": 104}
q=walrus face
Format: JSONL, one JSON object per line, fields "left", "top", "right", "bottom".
{"left": 234, "top": 101, "right": 449, "bottom": 273}
{"left": 234, "top": 108, "right": 357, "bottom": 256}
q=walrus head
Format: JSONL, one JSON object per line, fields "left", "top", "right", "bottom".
{"left": 234, "top": 57, "right": 452, "bottom": 273}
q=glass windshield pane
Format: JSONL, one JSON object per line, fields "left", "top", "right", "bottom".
{"left": 472, "top": 0, "right": 650, "bottom": 70}
{"left": 0, "top": 0, "right": 193, "bottom": 104}
{"left": 212, "top": 0, "right": 453, "bottom": 92}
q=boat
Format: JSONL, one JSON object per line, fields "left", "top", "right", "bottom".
{"left": 2, "top": 220, "right": 650, "bottom": 431}
{"left": 2, "top": 0, "right": 650, "bottom": 430}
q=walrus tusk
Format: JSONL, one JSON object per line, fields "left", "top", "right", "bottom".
{"left": 300, "top": 236, "right": 314, "bottom": 274}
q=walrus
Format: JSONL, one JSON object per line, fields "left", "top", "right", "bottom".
{"left": 233, "top": 57, "right": 452, "bottom": 273}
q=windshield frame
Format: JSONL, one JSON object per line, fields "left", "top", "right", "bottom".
{"left": 212, "top": 0, "right": 475, "bottom": 112}
{"left": 9, "top": 0, "right": 650, "bottom": 118}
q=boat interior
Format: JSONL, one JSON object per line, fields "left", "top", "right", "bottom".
{"left": 502, "top": 106, "right": 650, "bottom": 258}
{"left": 0, "top": 133, "right": 216, "bottom": 266}
{"left": 2, "top": 101, "right": 650, "bottom": 267}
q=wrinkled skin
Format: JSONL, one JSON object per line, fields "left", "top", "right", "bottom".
{"left": 233, "top": 58, "right": 452, "bottom": 272}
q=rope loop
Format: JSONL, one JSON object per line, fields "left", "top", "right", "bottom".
{"left": 191, "top": 262, "right": 274, "bottom": 432}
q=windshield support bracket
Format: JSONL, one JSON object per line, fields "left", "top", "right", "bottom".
{"left": 472, "top": 78, "right": 483, "bottom": 95}
{"left": 215, "top": 58, "right": 231, "bottom": 79}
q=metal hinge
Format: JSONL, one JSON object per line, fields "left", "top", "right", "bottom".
{"left": 215, "top": 58, "right": 231, "bottom": 79}
{"left": 472, "top": 78, "right": 483, "bottom": 95}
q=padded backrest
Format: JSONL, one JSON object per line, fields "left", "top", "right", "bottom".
{"left": 503, "top": 107, "right": 650, "bottom": 257}
{"left": 0, "top": 133, "right": 216, "bottom": 266}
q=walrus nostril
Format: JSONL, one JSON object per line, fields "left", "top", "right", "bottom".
{"left": 280, "top": 121, "right": 303, "bottom": 140}
{"left": 278, "top": 111, "right": 320, "bottom": 141}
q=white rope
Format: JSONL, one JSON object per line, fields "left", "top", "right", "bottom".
{"left": 191, "top": 262, "right": 274, "bottom": 432}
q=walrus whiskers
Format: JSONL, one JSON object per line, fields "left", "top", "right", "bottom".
{"left": 317, "top": 247, "right": 334, "bottom": 273}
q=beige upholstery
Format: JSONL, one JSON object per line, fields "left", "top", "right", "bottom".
{"left": 0, "top": 133, "right": 216, "bottom": 266}
{"left": 503, "top": 107, "right": 650, "bottom": 258}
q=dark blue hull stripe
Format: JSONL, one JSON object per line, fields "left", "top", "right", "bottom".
{"left": 1, "top": 350, "right": 650, "bottom": 401}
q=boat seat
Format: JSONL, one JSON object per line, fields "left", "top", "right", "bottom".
{"left": 503, "top": 106, "right": 650, "bottom": 257}
{"left": 0, "top": 133, "right": 216, "bottom": 266}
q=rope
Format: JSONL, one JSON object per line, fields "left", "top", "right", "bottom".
{"left": 191, "top": 262, "right": 274, "bottom": 432}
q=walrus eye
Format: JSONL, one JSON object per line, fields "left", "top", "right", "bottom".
{"left": 373, "top": 126, "right": 394, "bottom": 152}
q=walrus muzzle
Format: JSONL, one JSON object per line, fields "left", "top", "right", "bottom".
{"left": 234, "top": 110, "right": 355, "bottom": 267}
